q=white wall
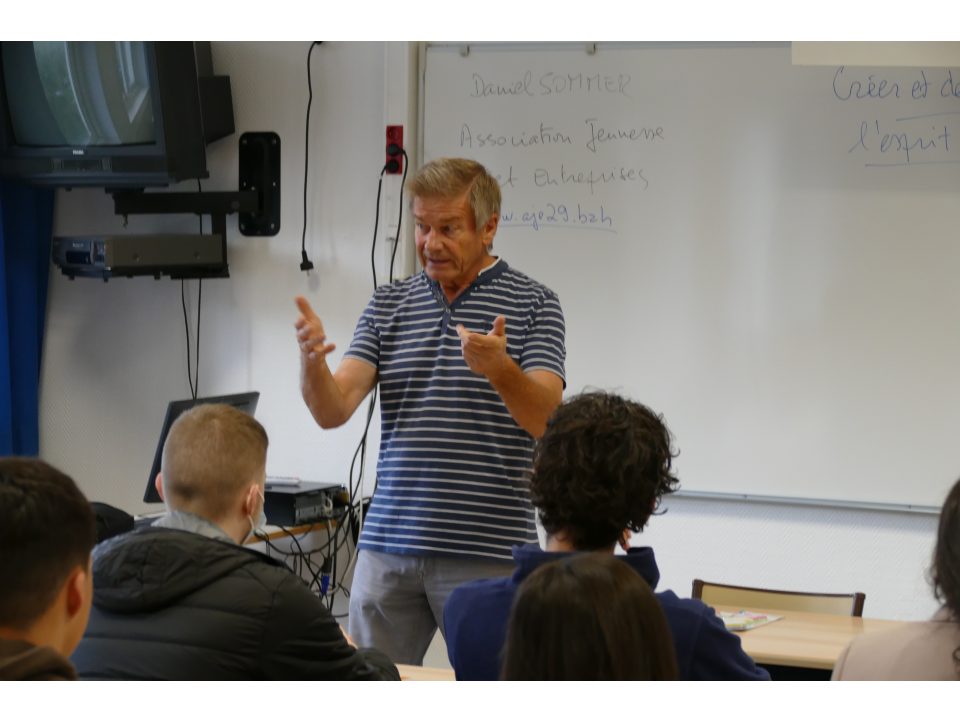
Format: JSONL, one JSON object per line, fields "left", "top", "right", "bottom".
{"left": 38, "top": 41, "right": 941, "bottom": 625}
{"left": 40, "top": 41, "right": 414, "bottom": 514}
{"left": 642, "top": 496, "right": 940, "bottom": 622}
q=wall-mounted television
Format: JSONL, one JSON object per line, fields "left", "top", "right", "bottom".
{"left": 0, "top": 41, "right": 234, "bottom": 188}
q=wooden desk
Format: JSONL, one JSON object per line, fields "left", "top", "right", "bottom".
{"left": 133, "top": 515, "right": 333, "bottom": 544}
{"left": 134, "top": 511, "right": 337, "bottom": 546}
{"left": 396, "top": 664, "right": 456, "bottom": 681}
{"left": 249, "top": 521, "right": 336, "bottom": 544}
{"left": 394, "top": 607, "right": 905, "bottom": 680}
{"left": 714, "top": 605, "right": 906, "bottom": 671}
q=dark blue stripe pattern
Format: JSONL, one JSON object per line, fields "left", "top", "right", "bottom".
{"left": 345, "top": 260, "right": 566, "bottom": 560}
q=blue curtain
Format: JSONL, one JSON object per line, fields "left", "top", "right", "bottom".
{"left": 0, "top": 180, "right": 54, "bottom": 455}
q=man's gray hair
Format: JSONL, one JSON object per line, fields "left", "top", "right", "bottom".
{"left": 406, "top": 157, "right": 501, "bottom": 233}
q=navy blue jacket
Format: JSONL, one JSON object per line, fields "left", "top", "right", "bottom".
{"left": 443, "top": 544, "right": 769, "bottom": 681}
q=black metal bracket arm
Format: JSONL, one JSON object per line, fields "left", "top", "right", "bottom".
{"left": 108, "top": 132, "right": 281, "bottom": 279}
{"left": 112, "top": 189, "right": 261, "bottom": 238}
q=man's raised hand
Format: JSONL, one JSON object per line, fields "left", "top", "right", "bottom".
{"left": 457, "top": 315, "right": 508, "bottom": 379}
{"left": 295, "top": 296, "right": 336, "bottom": 361}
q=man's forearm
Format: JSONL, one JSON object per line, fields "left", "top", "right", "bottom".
{"left": 486, "top": 360, "right": 562, "bottom": 438}
{"left": 300, "top": 356, "right": 351, "bottom": 429}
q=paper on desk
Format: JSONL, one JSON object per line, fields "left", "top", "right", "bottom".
{"left": 718, "top": 610, "right": 783, "bottom": 631}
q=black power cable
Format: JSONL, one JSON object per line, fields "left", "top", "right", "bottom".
{"left": 195, "top": 179, "right": 202, "bottom": 397}
{"left": 180, "top": 280, "right": 195, "bottom": 399}
{"left": 323, "top": 385, "right": 377, "bottom": 611}
{"left": 321, "top": 158, "right": 390, "bottom": 609}
{"left": 369, "top": 166, "right": 387, "bottom": 291}
{"left": 325, "top": 149, "right": 411, "bottom": 610}
{"left": 389, "top": 148, "right": 409, "bottom": 284}
{"left": 300, "top": 41, "right": 322, "bottom": 273}
{"left": 195, "top": 279, "right": 202, "bottom": 396}
{"left": 180, "top": 181, "right": 205, "bottom": 400}
{"left": 293, "top": 150, "right": 409, "bottom": 610}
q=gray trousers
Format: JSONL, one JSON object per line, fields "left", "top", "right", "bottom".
{"left": 347, "top": 549, "right": 515, "bottom": 665}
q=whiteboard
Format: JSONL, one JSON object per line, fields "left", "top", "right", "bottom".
{"left": 421, "top": 42, "right": 960, "bottom": 508}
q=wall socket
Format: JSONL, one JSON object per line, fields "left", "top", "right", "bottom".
{"left": 385, "top": 125, "right": 403, "bottom": 174}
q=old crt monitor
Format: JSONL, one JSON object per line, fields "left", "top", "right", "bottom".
{"left": 0, "top": 41, "right": 234, "bottom": 188}
{"left": 143, "top": 391, "right": 259, "bottom": 504}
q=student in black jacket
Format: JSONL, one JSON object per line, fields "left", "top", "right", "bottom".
{"left": 71, "top": 403, "right": 398, "bottom": 681}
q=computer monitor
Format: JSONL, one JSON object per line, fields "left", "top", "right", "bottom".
{"left": 142, "top": 391, "right": 260, "bottom": 503}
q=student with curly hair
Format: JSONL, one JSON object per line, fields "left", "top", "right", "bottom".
{"left": 833, "top": 476, "right": 960, "bottom": 680}
{"left": 501, "top": 553, "right": 678, "bottom": 680}
{"left": 443, "top": 390, "right": 768, "bottom": 680}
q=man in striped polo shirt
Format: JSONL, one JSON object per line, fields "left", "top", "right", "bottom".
{"left": 294, "top": 157, "right": 566, "bottom": 664}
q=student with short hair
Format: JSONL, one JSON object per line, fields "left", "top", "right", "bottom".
{"left": 833, "top": 475, "right": 960, "bottom": 680}
{"left": 0, "top": 458, "right": 96, "bottom": 680}
{"left": 444, "top": 390, "right": 769, "bottom": 680}
{"left": 71, "top": 403, "right": 398, "bottom": 680}
{"left": 501, "top": 553, "right": 678, "bottom": 680}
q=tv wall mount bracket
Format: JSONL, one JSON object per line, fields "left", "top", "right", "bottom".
{"left": 108, "top": 131, "right": 280, "bottom": 279}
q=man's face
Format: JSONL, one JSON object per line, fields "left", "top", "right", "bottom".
{"left": 414, "top": 191, "right": 496, "bottom": 295}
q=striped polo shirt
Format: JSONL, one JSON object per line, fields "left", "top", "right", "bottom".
{"left": 344, "top": 259, "right": 566, "bottom": 561}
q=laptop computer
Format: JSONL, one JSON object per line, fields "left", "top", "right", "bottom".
{"left": 142, "top": 391, "right": 260, "bottom": 503}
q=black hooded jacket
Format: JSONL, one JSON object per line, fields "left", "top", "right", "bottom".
{"left": 0, "top": 639, "right": 76, "bottom": 680}
{"left": 71, "top": 526, "right": 398, "bottom": 680}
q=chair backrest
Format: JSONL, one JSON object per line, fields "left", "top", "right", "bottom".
{"left": 691, "top": 579, "right": 866, "bottom": 617}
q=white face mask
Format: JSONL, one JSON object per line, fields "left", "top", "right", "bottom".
{"left": 247, "top": 488, "right": 268, "bottom": 540}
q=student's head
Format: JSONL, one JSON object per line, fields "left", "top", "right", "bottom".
{"left": 500, "top": 552, "right": 678, "bottom": 680}
{"left": 530, "top": 391, "right": 679, "bottom": 550}
{"left": 0, "top": 458, "right": 96, "bottom": 656}
{"left": 157, "top": 403, "right": 268, "bottom": 536}
{"left": 932, "top": 475, "right": 960, "bottom": 662}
